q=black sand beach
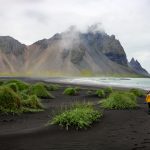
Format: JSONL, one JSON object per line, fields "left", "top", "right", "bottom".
{"left": 0, "top": 77, "right": 149, "bottom": 150}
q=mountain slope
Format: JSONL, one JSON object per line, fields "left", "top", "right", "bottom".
{"left": 26, "top": 29, "right": 136, "bottom": 75}
{"left": 129, "top": 58, "right": 149, "bottom": 76}
{"left": 0, "top": 28, "right": 149, "bottom": 77}
{"left": 0, "top": 36, "right": 27, "bottom": 72}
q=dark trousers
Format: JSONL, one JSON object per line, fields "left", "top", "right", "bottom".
{"left": 148, "top": 103, "right": 150, "bottom": 112}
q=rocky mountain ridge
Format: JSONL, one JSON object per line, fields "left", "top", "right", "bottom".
{"left": 0, "top": 28, "right": 149, "bottom": 77}
{"left": 129, "top": 58, "right": 149, "bottom": 76}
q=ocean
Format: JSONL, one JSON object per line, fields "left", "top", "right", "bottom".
{"left": 46, "top": 77, "right": 150, "bottom": 90}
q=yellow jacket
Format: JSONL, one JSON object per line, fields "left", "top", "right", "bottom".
{"left": 146, "top": 94, "right": 150, "bottom": 103}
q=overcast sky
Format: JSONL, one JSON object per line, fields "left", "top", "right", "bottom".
{"left": 0, "top": 0, "right": 150, "bottom": 72}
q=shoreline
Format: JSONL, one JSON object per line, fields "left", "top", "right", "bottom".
{"left": 0, "top": 76, "right": 148, "bottom": 91}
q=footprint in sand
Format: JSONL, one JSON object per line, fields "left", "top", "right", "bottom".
{"left": 132, "top": 130, "right": 137, "bottom": 133}
{"left": 147, "top": 132, "right": 150, "bottom": 135}
{"left": 108, "top": 134, "right": 116, "bottom": 138}
{"left": 130, "top": 124, "right": 134, "bottom": 127}
{"left": 141, "top": 138, "right": 150, "bottom": 144}
{"left": 132, "top": 145, "right": 146, "bottom": 150}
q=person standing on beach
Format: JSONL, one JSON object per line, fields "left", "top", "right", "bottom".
{"left": 146, "top": 91, "right": 150, "bottom": 114}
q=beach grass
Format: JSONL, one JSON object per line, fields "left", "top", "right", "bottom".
{"left": 0, "top": 80, "right": 46, "bottom": 114}
{"left": 21, "top": 95, "right": 43, "bottom": 109}
{"left": 95, "top": 89, "right": 105, "bottom": 98}
{"left": 50, "top": 104, "right": 102, "bottom": 130}
{"left": 0, "top": 86, "right": 21, "bottom": 113}
{"left": 129, "top": 88, "right": 145, "bottom": 97}
{"left": 63, "top": 87, "right": 78, "bottom": 96}
{"left": 46, "top": 84, "right": 60, "bottom": 91}
{"left": 4, "top": 79, "right": 29, "bottom": 91}
{"left": 28, "top": 83, "right": 54, "bottom": 99}
{"left": 100, "top": 91, "right": 137, "bottom": 109}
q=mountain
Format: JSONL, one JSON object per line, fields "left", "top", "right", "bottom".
{"left": 0, "top": 27, "right": 149, "bottom": 76}
{"left": 25, "top": 28, "right": 139, "bottom": 76}
{"left": 129, "top": 58, "right": 149, "bottom": 76}
{"left": 0, "top": 36, "right": 27, "bottom": 72}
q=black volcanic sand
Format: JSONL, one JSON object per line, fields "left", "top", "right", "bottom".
{"left": 0, "top": 78, "right": 150, "bottom": 150}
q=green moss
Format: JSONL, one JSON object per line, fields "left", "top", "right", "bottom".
{"left": 50, "top": 104, "right": 102, "bottom": 130}
{"left": 100, "top": 91, "right": 137, "bottom": 109}
{"left": 29, "top": 83, "right": 54, "bottom": 99}
{"left": 0, "top": 86, "right": 21, "bottom": 113}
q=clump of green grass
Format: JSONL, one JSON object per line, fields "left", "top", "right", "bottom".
{"left": 4, "top": 80, "right": 29, "bottom": 91}
{"left": 46, "top": 84, "right": 60, "bottom": 91}
{"left": 74, "top": 86, "right": 80, "bottom": 92}
{"left": 0, "top": 81, "right": 47, "bottom": 114}
{"left": 29, "top": 83, "right": 54, "bottom": 99}
{"left": 0, "top": 81, "right": 4, "bottom": 86}
{"left": 19, "top": 90, "right": 29, "bottom": 100}
{"left": 0, "top": 86, "right": 21, "bottom": 113}
{"left": 22, "top": 95, "right": 43, "bottom": 109}
{"left": 50, "top": 104, "right": 102, "bottom": 130}
{"left": 104, "top": 87, "right": 113, "bottom": 95}
{"left": 129, "top": 88, "right": 145, "bottom": 97}
{"left": 63, "top": 87, "right": 78, "bottom": 96}
{"left": 100, "top": 91, "right": 137, "bottom": 109}
{"left": 95, "top": 89, "right": 105, "bottom": 98}
{"left": 6, "top": 83, "right": 18, "bottom": 93}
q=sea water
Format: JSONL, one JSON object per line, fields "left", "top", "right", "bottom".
{"left": 46, "top": 77, "right": 150, "bottom": 90}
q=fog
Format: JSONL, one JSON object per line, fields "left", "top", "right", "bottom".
{"left": 0, "top": 0, "right": 150, "bottom": 72}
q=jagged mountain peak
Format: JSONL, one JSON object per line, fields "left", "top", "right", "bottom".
{"left": 129, "top": 57, "right": 149, "bottom": 76}
{"left": 31, "top": 28, "right": 128, "bottom": 66}
{"left": 0, "top": 36, "right": 26, "bottom": 55}
{"left": 32, "top": 38, "right": 49, "bottom": 50}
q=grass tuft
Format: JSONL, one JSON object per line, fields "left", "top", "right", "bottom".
{"left": 63, "top": 87, "right": 78, "bottom": 96}
{"left": 46, "top": 84, "right": 60, "bottom": 91}
{"left": 6, "top": 83, "right": 18, "bottom": 93}
{"left": 0, "top": 86, "right": 21, "bottom": 113}
{"left": 21, "top": 95, "right": 43, "bottom": 109}
{"left": 100, "top": 91, "right": 137, "bottom": 109}
{"left": 104, "top": 87, "right": 113, "bottom": 95}
{"left": 129, "top": 88, "right": 145, "bottom": 97}
{"left": 4, "top": 80, "right": 29, "bottom": 91}
{"left": 29, "top": 83, "right": 54, "bottom": 99}
{"left": 50, "top": 104, "right": 102, "bottom": 130}
{"left": 95, "top": 89, "right": 105, "bottom": 98}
